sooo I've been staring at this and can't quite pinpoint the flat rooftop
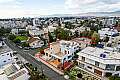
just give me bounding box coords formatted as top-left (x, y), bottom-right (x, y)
top-left (79, 47), bottom-right (120, 60)
top-left (45, 40), bottom-right (77, 58)
top-left (0, 64), bottom-right (28, 80)
top-left (72, 38), bottom-right (91, 44)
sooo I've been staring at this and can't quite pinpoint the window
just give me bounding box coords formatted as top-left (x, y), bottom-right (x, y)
top-left (68, 51), bottom-right (69, 54)
top-left (87, 66), bottom-right (92, 69)
top-left (116, 66), bottom-right (120, 71)
top-left (7, 54), bottom-right (9, 55)
top-left (81, 56), bottom-right (85, 61)
top-left (41, 34), bottom-right (44, 36)
top-left (68, 55), bottom-right (72, 59)
top-left (105, 64), bottom-right (115, 71)
top-left (58, 59), bottom-right (61, 62)
top-left (41, 43), bottom-right (43, 44)
top-left (8, 59), bottom-right (10, 60)
top-left (95, 61), bottom-right (99, 67)
top-left (3, 61), bottom-right (6, 62)
top-left (46, 53), bottom-right (48, 56)
top-left (65, 50), bottom-right (67, 54)
top-left (2, 55), bottom-right (4, 56)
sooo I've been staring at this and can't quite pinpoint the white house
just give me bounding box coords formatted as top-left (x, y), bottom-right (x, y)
top-left (0, 63), bottom-right (30, 80)
top-left (11, 28), bottom-right (26, 35)
top-left (44, 40), bottom-right (80, 68)
top-left (26, 25), bottom-right (39, 31)
top-left (0, 39), bottom-right (3, 47)
top-left (29, 29), bottom-right (44, 37)
top-left (0, 41), bottom-right (14, 67)
top-left (77, 47), bottom-right (120, 78)
top-left (33, 18), bottom-right (41, 27)
top-left (27, 37), bottom-right (44, 48)
top-left (98, 28), bottom-right (118, 39)
top-left (48, 25), bottom-right (56, 32)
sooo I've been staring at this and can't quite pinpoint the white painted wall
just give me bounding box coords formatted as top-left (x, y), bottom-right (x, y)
top-left (0, 51), bottom-right (14, 67)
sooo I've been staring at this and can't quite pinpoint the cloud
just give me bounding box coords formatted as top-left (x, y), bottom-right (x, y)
top-left (0, 0), bottom-right (16, 3)
top-left (65, 0), bottom-right (120, 13)
top-left (100, 0), bottom-right (120, 4)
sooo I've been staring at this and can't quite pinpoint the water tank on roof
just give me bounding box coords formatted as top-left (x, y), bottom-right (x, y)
top-left (100, 53), bottom-right (106, 58)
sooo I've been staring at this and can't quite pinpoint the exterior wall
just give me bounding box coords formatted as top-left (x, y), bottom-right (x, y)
top-left (0, 51), bottom-right (14, 67)
top-left (79, 51), bottom-right (120, 64)
top-left (44, 41), bottom-right (80, 64)
top-left (0, 41), bottom-right (3, 47)
top-left (33, 18), bottom-right (41, 26)
top-left (30, 40), bottom-right (44, 48)
top-left (29, 30), bottom-right (44, 36)
top-left (11, 29), bottom-right (19, 35)
top-left (8, 68), bottom-right (30, 80)
top-left (78, 54), bottom-right (120, 77)
top-left (60, 42), bottom-right (79, 63)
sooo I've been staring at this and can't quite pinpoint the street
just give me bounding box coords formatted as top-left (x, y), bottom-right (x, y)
top-left (4, 38), bottom-right (65, 80)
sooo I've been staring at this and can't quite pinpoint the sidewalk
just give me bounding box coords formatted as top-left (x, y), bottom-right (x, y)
top-left (36, 56), bottom-right (64, 75)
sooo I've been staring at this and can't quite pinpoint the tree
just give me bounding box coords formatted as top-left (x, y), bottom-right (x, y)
top-left (54, 28), bottom-right (72, 40)
top-left (91, 31), bottom-right (100, 45)
top-left (18, 30), bottom-right (28, 35)
top-left (64, 22), bottom-right (75, 29)
top-left (109, 76), bottom-right (120, 80)
top-left (13, 38), bottom-right (21, 43)
top-left (48, 32), bottom-right (56, 43)
top-left (8, 34), bottom-right (16, 40)
top-left (21, 42), bottom-right (29, 47)
top-left (77, 73), bottom-right (82, 79)
top-left (75, 30), bottom-right (79, 37)
top-left (0, 27), bottom-right (11, 37)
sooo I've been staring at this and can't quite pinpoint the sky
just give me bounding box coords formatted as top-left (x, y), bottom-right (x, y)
top-left (0, 0), bottom-right (120, 18)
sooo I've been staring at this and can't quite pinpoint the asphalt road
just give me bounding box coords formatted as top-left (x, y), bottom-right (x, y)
top-left (4, 38), bottom-right (65, 80)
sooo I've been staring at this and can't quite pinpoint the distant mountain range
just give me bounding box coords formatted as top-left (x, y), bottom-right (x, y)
top-left (44, 11), bottom-right (120, 17)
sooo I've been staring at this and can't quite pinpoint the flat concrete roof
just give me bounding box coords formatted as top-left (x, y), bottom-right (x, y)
top-left (78, 47), bottom-right (120, 60)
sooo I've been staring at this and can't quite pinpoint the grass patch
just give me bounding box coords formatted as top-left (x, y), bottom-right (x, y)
top-left (16, 36), bottom-right (28, 41)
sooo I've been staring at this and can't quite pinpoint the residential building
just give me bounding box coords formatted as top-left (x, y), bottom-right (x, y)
top-left (98, 28), bottom-right (118, 39)
top-left (0, 63), bottom-right (30, 80)
top-left (101, 18), bottom-right (116, 27)
top-left (29, 29), bottom-right (44, 37)
top-left (72, 37), bottom-right (91, 49)
top-left (27, 37), bottom-right (44, 48)
top-left (0, 41), bottom-right (14, 67)
top-left (11, 28), bottom-right (26, 35)
top-left (77, 47), bottom-right (120, 78)
top-left (44, 40), bottom-right (80, 69)
top-left (26, 25), bottom-right (39, 31)
top-left (48, 25), bottom-right (56, 32)
top-left (33, 18), bottom-right (41, 27)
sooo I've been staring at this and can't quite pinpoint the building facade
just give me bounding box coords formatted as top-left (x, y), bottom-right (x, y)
top-left (77, 47), bottom-right (120, 77)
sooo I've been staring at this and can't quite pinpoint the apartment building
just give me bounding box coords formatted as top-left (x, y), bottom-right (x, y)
top-left (77, 47), bottom-right (120, 77)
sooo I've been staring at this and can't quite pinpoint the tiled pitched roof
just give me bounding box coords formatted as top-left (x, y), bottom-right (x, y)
top-left (27, 37), bottom-right (39, 44)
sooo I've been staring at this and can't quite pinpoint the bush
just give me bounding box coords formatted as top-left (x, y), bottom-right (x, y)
top-left (109, 76), bottom-right (120, 80)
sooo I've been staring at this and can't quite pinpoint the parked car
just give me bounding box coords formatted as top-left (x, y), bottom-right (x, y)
top-left (18, 46), bottom-right (23, 49)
